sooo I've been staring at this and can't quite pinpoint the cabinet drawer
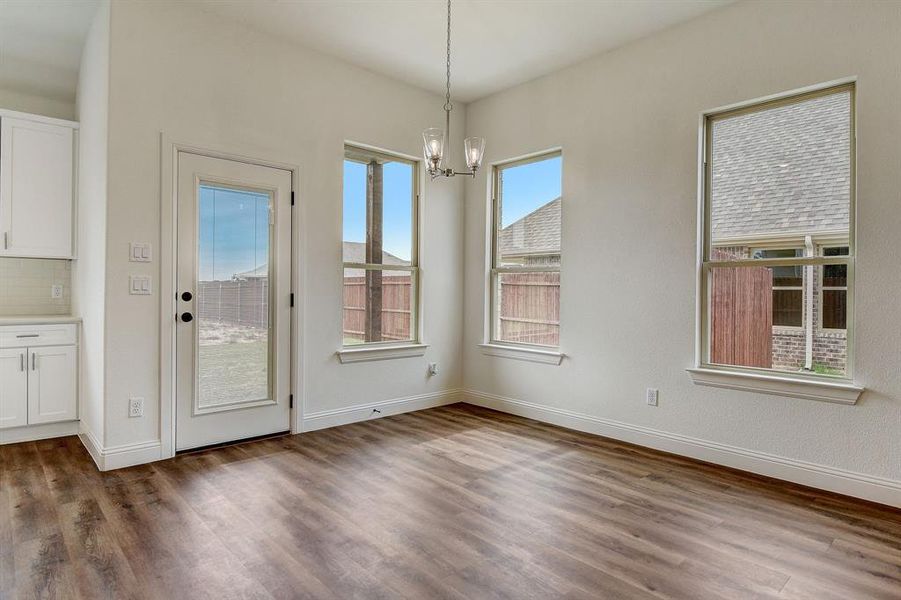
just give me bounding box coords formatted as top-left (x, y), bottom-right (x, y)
top-left (0, 324), bottom-right (77, 348)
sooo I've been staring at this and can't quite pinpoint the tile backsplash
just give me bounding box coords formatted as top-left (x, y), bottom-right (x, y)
top-left (0, 258), bottom-right (72, 316)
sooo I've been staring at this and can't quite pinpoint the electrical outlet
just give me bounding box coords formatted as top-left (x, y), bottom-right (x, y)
top-left (51, 284), bottom-right (63, 299)
top-left (128, 397), bottom-right (144, 418)
top-left (428, 362), bottom-right (439, 376)
top-left (646, 388), bottom-right (659, 407)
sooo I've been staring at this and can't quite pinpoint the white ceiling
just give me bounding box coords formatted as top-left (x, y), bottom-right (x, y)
top-left (0, 0), bottom-right (100, 104)
top-left (0, 0), bottom-right (731, 107)
top-left (194, 0), bottom-right (732, 102)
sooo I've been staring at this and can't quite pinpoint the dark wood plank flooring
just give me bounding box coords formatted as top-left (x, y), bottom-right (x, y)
top-left (1, 403), bottom-right (899, 599)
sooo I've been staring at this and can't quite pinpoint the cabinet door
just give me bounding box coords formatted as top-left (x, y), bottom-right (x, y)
top-left (0, 117), bottom-right (74, 258)
top-left (27, 345), bottom-right (77, 424)
top-left (0, 348), bottom-right (28, 429)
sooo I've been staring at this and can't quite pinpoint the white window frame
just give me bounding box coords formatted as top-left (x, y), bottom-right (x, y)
top-left (339, 143), bottom-right (422, 355)
top-left (488, 150), bottom-right (562, 351)
top-left (692, 81), bottom-right (860, 401)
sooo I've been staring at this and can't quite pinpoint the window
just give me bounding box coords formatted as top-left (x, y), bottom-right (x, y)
top-left (490, 152), bottom-right (562, 347)
top-left (342, 145), bottom-right (418, 346)
top-left (701, 83), bottom-right (854, 378)
top-left (751, 248), bottom-right (804, 328)
top-left (821, 246), bottom-right (849, 330)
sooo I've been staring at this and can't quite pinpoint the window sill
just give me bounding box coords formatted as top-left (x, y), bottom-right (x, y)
top-left (337, 343), bottom-right (428, 364)
top-left (478, 343), bottom-right (564, 365)
top-left (687, 367), bottom-right (863, 405)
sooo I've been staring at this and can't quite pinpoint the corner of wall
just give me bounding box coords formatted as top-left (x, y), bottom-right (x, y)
top-left (74, 0), bottom-right (111, 449)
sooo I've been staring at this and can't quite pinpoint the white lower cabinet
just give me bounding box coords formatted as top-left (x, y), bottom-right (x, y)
top-left (28, 345), bottom-right (77, 424)
top-left (0, 325), bottom-right (78, 432)
top-left (0, 348), bottom-right (28, 428)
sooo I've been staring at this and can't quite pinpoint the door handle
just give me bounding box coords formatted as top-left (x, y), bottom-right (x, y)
top-left (20, 353), bottom-right (24, 372)
top-left (180, 312), bottom-right (194, 323)
top-left (31, 352), bottom-right (36, 371)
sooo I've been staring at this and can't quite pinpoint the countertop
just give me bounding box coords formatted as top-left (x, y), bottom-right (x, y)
top-left (0, 315), bottom-right (82, 326)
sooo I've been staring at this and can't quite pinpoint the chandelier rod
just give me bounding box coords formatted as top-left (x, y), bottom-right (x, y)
top-left (444, 0), bottom-right (453, 170)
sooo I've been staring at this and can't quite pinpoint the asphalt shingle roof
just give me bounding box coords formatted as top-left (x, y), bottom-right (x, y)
top-left (499, 197), bottom-right (561, 256)
top-left (710, 91), bottom-right (851, 241)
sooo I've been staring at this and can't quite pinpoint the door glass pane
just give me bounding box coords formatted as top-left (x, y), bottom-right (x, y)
top-left (197, 184), bottom-right (271, 408)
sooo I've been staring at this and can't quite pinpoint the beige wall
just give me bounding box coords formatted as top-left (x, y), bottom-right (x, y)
top-left (73, 0), bottom-right (110, 447)
top-left (0, 88), bottom-right (75, 121)
top-left (103, 1), bottom-right (464, 449)
top-left (463, 0), bottom-right (901, 490)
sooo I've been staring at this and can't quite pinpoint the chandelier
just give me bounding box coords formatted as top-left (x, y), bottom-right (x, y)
top-left (422, 0), bottom-right (486, 179)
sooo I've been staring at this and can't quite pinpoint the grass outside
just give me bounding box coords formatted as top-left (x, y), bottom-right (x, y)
top-left (199, 340), bottom-right (268, 407)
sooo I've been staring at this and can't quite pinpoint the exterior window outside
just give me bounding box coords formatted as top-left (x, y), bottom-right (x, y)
top-left (491, 153), bottom-right (562, 347)
top-left (705, 85), bottom-right (852, 377)
top-left (342, 146), bottom-right (419, 345)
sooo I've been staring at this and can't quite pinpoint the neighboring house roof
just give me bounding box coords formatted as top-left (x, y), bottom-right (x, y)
top-left (342, 241), bottom-right (407, 266)
top-left (499, 197), bottom-right (561, 257)
top-left (711, 91), bottom-right (850, 242)
top-left (233, 242), bottom-right (407, 279)
top-left (342, 241), bottom-right (408, 277)
top-left (233, 264), bottom-right (268, 279)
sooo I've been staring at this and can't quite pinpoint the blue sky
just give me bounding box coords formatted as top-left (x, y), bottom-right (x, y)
top-left (499, 155), bottom-right (562, 227)
top-left (198, 155), bottom-right (561, 280)
top-left (343, 160), bottom-right (413, 261)
top-left (341, 154), bottom-right (561, 257)
top-left (199, 185), bottom-right (270, 281)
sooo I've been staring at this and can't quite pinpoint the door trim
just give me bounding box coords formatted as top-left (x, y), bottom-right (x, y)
top-left (159, 134), bottom-right (303, 460)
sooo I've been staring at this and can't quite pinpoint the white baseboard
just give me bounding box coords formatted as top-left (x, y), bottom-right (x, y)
top-left (464, 389), bottom-right (900, 508)
top-left (78, 427), bottom-right (104, 467)
top-left (78, 427), bottom-right (162, 471)
top-left (0, 420), bottom-right (80, 444)
top-left (302, 388), bottom-right (461, 432)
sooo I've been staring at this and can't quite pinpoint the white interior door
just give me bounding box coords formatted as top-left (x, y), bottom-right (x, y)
top-left (176, 152), bottom-right (292, 451)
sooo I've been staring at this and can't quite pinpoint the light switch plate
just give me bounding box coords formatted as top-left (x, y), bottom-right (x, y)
top-left (130, 275), bottom-right (152, 295)
top-left (129, 242), bottom-right (152, 262)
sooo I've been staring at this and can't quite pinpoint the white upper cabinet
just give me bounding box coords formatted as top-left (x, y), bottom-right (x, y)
top-left (0, 114), bottom-right (76, 258)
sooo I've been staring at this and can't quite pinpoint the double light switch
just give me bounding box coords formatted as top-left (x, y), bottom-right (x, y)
top-left (129, 242), bottom-right (152, 295)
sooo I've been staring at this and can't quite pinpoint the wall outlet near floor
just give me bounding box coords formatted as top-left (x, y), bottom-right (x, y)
top-left (51, 284), bottom-right (63, 299)
top-left (646, 388), bottom-right (659, 406)
top-left (428, 362), bottom-right (439, 376)
top-left (128, 397), bottom-right (144, 418)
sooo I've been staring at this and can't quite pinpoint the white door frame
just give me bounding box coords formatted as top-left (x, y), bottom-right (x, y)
top-left (159, 134), bottom-right (304, 459)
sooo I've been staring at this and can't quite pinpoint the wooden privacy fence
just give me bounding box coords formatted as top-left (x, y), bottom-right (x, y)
top-left (343, 274), bottom-right (412, 342)
top-left (710, 266), bottom-right (772, 368)
top-left (198, 279), bottom-right (269, 329)
top-left (497, 272), bottom-right (560, 346)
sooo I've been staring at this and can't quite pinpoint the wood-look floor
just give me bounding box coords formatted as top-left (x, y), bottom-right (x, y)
top-left (1, 404), bottom-right (899, 600)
